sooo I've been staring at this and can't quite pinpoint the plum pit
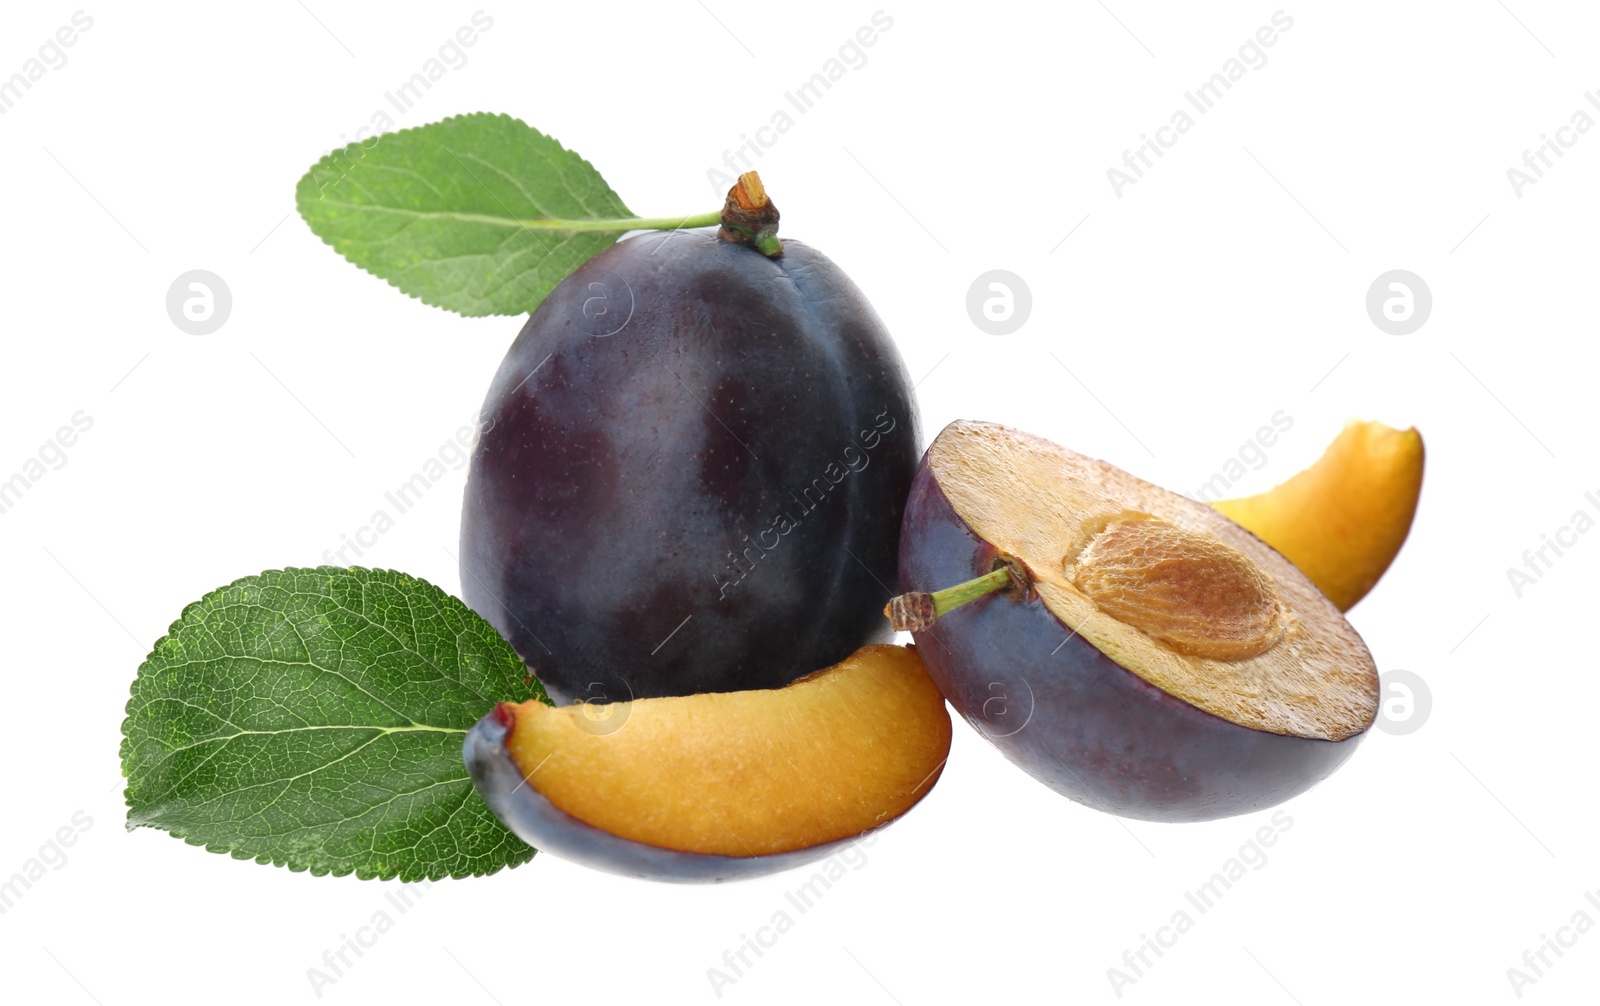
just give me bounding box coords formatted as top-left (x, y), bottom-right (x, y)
top-left (1068, 514), bottom-right (1284, 661)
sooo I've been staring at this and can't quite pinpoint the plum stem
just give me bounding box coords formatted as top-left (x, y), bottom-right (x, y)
top-left (609, 211), bottom-right (724, 230)
top-left (718, 171), bottom-right (783, 256)
top-left (885, 562), bottom-right (1026, 632)
top-left (417, 210), bottom-right (725, 231)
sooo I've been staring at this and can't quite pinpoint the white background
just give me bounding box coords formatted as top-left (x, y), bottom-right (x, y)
top-left (1, 2), bottom-right (1595, 1003)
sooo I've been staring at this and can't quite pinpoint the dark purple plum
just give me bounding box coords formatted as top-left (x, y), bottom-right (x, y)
top-left (461, 226), bottom-right (917, 702)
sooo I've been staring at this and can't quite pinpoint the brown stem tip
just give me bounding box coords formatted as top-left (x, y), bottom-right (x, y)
top-left (719, 171), bottom-right (783, 257)
top-left (885, 592), bottom-right (938, 633)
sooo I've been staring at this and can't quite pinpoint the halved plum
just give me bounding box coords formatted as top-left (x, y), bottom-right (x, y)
top-left (894, 420), bottom-right (1380, 823)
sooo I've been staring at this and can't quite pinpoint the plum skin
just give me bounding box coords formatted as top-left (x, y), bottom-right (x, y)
top-left (460, 231), bottom-right (918, 703)
top-left (463, 709), bottom-right (867, 883)
top-left (898, 463), bottom-right (1363, 823)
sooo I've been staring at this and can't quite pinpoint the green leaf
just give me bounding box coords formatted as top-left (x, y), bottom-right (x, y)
top-left (121, 566), bottom-right (548, 881)
top-left (295, 112), bottom-right (634, 317)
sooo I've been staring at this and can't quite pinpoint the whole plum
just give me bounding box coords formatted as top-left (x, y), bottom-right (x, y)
top-left (461, 228), bottom-right (918, 702)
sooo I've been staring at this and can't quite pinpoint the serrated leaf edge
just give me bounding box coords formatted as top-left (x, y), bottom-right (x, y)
top-left (120, 564), bottom-right (539, 882)
top-left (293, 111), bottom-right (630, 317)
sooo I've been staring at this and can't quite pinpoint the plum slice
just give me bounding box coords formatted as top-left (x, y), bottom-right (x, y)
top-left (464, 644), bottom-right (951, 882)
top-left (1214, 419), bottom-right (1425, 611)
top-left (894, 420), bottom-right (1380, 823)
